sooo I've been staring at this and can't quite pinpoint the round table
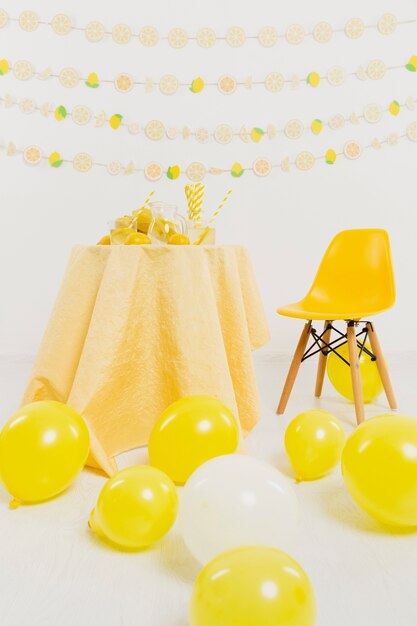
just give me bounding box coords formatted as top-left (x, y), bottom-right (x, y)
top-left (23, 245), bottom-right (270, 475)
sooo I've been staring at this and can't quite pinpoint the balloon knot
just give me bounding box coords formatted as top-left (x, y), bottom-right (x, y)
top-left (9, 498), bottom-right (21, 509)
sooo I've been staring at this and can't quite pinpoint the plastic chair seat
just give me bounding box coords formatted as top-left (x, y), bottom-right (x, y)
top-left (277, 301), bottom-right (392, 321)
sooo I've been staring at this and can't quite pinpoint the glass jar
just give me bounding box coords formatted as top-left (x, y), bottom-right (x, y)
top-left (148, 202), bottom-right (188, 245)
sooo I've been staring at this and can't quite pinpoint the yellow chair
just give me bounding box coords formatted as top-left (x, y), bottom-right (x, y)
top-left (277, 229), bottom-right (397, 424)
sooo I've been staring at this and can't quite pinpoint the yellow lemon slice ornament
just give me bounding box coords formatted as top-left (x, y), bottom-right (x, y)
top-left (325, 149), bottom-right (337, 165)
top-left (49, 151), bottom-right (63, 168)
top-left (0, 58), bottom-right (9, 75)
top-left (250, 127), bottom-right (265, 143)
top-left (389, 100), bottom-right (400, 116)
top-left (85, 72), bottom-right (99, 88)
top-left (311, 119), bottom-right (323, 135)
top-left (167, 165), bottom-right (180, 180)
top-left (231, 162), bottom-right (244, 177)
top-left (168, 233), bottom-right (190, 245)
top-left (406, 56), bottom-right (417, 72)
top-left (109, 113), bottom-right (123, 129)
top-left (54, 105), bottom-right (67, 121)
top-left (306, 72), bottom-right (320, 88)
top-left (190, 77), bottom-right (205, 93)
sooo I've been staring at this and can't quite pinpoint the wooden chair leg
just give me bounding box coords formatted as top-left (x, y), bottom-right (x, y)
top-left (366, 322), bottom-right (398, 410)
top-left (347, 322), bottom-right (365, 425)
top-left (277, 322), bottom-right (311, 415)
top-left (315, 320), bottom-right (332, 398)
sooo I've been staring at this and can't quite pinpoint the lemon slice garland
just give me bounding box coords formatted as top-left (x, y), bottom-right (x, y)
top-left (1, 55), bottom-right (416, 95)
top-left (3, 122), bottom-right (417, 179)
top-left (1, 10), bottom-right (415, 48)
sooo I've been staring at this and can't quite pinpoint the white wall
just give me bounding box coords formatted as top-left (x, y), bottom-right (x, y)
top-left (1, 0), bottom-right (417, 357)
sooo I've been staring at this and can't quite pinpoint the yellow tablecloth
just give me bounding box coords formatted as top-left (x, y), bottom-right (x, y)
top-left (23, 245), bottom-right (270, 476)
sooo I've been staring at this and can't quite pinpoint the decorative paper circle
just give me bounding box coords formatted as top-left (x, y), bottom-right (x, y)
top-left (168, 28), bottom-right (188, 48)
top-left (328, 114), bottom-right (345, 130)
top-left (226, 26), bottom-right (246, 47)
top-left (387, 133), bottom-right (399, 146)
top-left (144, 162), bottom-right (163, 181)
top-left (166, 127), bottom-right (179, 140)
top-left (258, 26), bottom-right (278, 47)
top-left (13, 60), bottom-right (34, 81)
top-left (18, 10), bottom-right (39, 32)
top-left (51, 14), bottom-right (72, 36)
top-left (0, 8), bottom-right (8, 29)
top-left (23, 145), bottom-right (42, 165)
top-left (252, 158), bottom-right (272, 177)
top-left (284, 119), bottom-right (304, 139)
top-left (196, 28), bottom-right (216, 48)
top-left (344, 17), bottom-right (364, 39)
top-left (95, 111), bottom-right (106, 127)
top-left (145, 120), bottom-right (165, 141)
top-left (159, 74), bottom-right (179, 95)
top-left (59, 67), bottom-right (79, 88)
top-left (377, 13), bottom-right (397, 35)
top-left (281, 157), bottom-right (290, 172)
top-left (73, 152), bottom-right (93, 173)
top-left (327, 66), bottom-right (346, 86)
top-left (265, 72), bottom-right (284, 92)
top-left (406, 121), bottom-right (417, 142)
top-left (139, 26), bottom-right (159, 47)
top-left (85, 21), bottom-right (105, 43)
top-left (295, 151), bottom-right (315, 171)
top-left (355, 65), bottom-right (367, 81)
top-left (363, 103), bottom-right (382, 123)
top-left (71, 105), bottom-right (92, 125)
top-left (344, 141), bottom-right (362, 159)
top-left (406, 96), bottom-right (415, 111)
top-left (217, 75), bottom-right (237, 95)
top-left (267, 124), bottom-right (277, 139)
top-left (114, 73), bottom-right (134, 93)
top-left (128, 122), bottom-right (140, 135)
top-left (367, 59), bottom-right (386, 80)
top-left (186, 162), bottom-right (207, 182)
top-left (112, 24), bottom-right (132, 45)
top-left (285, 23), bottom-right (305, 44)
top-left (312, 21), bottom-right (333, 43)
top-left (214, 124), bottom-right (233, 144)
top-left (107, 160), bottom-right (122, 176)
top-left (195, 128), bottom-right (210, 143)
top-left (19, 99), bottom-right (35, 114)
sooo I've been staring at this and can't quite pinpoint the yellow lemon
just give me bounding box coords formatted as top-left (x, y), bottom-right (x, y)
top-left (388, 100), bottom-right (400, 116)
top-left (48, 151), bottom-right (63, 168)
top-left (306, 72), bottom-right (320, 88)
top-left (325, 149), bottom-right (337, 164)
top-left (125, 232), bottom-right (152, 245)
top-left (109, 113), bottom-right (123, 129)
top-left (311, 118), bottom-right (323, 135)
top-left (97, 235), bottom-right (111, 245)
top-left (110, 227), bottom-right (135, 244)
top-left (133, 207), bottom-right (153, 234)
top-left (167, 165), bottom-right (180, 180)
top-left (190, 77), bottom-right (205, 93)
top-left (168, 233), bottom-right (190, 245)
top-left (0, 59), bottom-right (10, 75)
top-left (54, 105), bottom-right (67, 121)
top-left (85, 72), bottom-right (99, 88)
top-left (231, 162), bottom-right (244, 177)
top-left (250, 127), bottom-right (265, 142)
top-left (405, 56), bottom-right (417, 72)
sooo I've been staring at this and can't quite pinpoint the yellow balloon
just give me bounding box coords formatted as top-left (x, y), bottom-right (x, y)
top-left (189, 545), bottom-right (316, 626)
top-left (342, 414), bottom-right (417, 527)
top-left (89, 465), bottom-right (178, 549)
top-left (0, 401), bottom-right (89, 504)
top-left (148, 395), bottom-right (239, 484)
top-left (327, 342), bottom-right (383, 403)
top-left (285, 410), bottom-right (345, 481)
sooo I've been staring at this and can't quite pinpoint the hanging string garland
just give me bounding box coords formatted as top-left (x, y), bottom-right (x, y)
top-left (2, 91), bottom-right (416, 142)
top-left (2, 121), bottom-right (417, 180)
top-left (1, 9), bottom-right (415, 48)
top-left (1, 55), bottom-right (416, 95)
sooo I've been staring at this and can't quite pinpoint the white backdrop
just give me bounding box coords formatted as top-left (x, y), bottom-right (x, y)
top-left (1, 0), bottom-right (417, 357)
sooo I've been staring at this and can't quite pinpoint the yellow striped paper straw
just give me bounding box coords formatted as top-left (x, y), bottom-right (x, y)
top-left (194, 189), bottom-right (233, 245)
top-left (192, 183), bottom-right (205, 223)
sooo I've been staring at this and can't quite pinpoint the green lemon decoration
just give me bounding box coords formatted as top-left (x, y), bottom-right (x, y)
top-left (325, 149), bottom-right (337, 165)
top-left (306, 72), bottom-right (320, 88)
top-left (311, 119), bottom-right (323, 135)
top-left (167, 165), bottom-right (180, 180)
top-left (85, 72), bottom-right (99, 88)
top-left (0, 59), bottom-right (9, 76)
top-left (190, 77), bottom-right (205, 93)
top-left (405, 56), bottom-right (417, 72)
top-left (388, 100), bottom-right (400, 116)
top-left (231, 162), bottom-right (244, 177)
top-left (49, 152), bottom-right (63, 168)
top-left (54, 105), bottom-right (67, 121)
top-left (109, 114), bottom-right (123, 130)
top-left (250, 128), bottom-right (265, 143)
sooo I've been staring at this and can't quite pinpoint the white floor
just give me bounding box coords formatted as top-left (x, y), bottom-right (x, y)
top-left (1, 353), bottom-right (417, 626)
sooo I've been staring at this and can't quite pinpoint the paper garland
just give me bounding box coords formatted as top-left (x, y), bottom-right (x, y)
top-left (2, 121), bottom-right (417, 180)
top-left (1, 9), bottom-right (415, 48)
top-left (2, 91), bottom-right (416, 142)
top-left (1, 55), bottom-right (416, 95)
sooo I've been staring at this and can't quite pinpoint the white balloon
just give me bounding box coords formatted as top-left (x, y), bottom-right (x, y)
top-left (180, 454), bottom-right (299, 564)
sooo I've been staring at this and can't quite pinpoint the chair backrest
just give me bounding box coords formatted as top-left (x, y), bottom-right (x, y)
top-left (307, 229), bottom-right (395, 314)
